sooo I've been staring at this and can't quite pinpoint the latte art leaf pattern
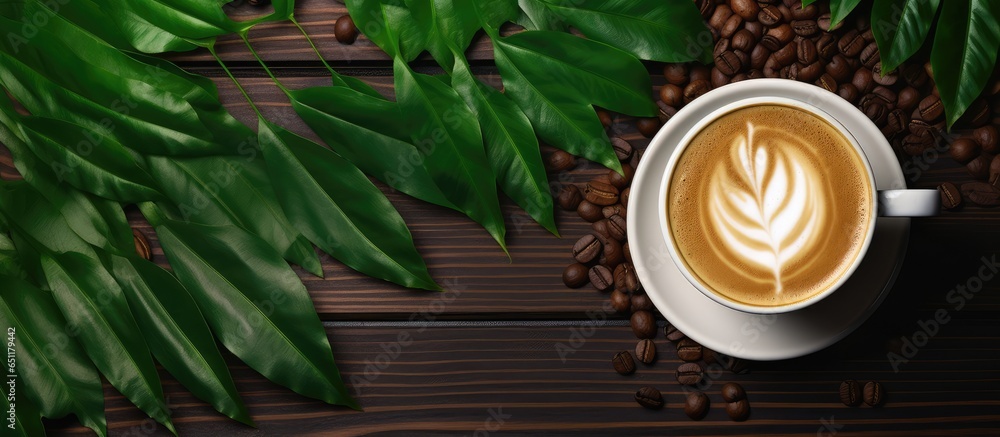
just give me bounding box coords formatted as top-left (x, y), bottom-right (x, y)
top-left (707, 122), bottom-right (823, 293)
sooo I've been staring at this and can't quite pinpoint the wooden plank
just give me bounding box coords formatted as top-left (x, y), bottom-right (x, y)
top-left (43, 313), bottom-right (1000, 436)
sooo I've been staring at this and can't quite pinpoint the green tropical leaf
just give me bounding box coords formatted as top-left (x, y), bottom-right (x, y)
top-left (450, 54), bottom-right (557, 235)
top-left (40, 252), bottom-right (175, 435)
top-left (257, 119), bottom-right (438, 290)
top-left (0, 231), bottom-right (24, 278)
top-left (537, 0), bottom-right (713, 63)
top-left (931, 0), bottom-right (1000, 129)
top-left (145, 156), bottom-right (323, 276)
top-left (110, 255), bottom-right (253, 426)
top-left (0, 275), bottom-right (106, 436)
top-left (150, 216), bottom-right (358, 409)
top-left (2, 387), bottom-right (45, 437)
top-left (422, 0), bottom-right (480, 69)
top-left (516, 0), bottom-right (567, 30)
top-left (830, 0), bottom-right (863, 27)
top-left (871, 0), bottom-right (941, 73)
top-left (394, 55), bottom-right (508, 252)
top-left (345, 0), bottom-right (429, 60)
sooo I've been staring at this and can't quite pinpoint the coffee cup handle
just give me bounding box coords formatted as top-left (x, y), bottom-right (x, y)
top-left (878, 189), bottom-right (939, 217)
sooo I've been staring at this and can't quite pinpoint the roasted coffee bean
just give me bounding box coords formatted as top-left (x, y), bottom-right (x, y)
top-left (838, 83), bottom-right (859, 103)
top-left (608, 165), bottom-right (634, 190)
top-left (612, 351), bottom-right (635, 375)
top-left (602, 204), bottom-right (626, 220)
top-left (631, 293), bottom-right (652, 312)
top-left (572, 234), bottom-right (602, 264)
top-left (901, 133), bottom-right (933, 156)
top-left (962, 181), bottom-right (1000, 205)
top-left (589, 264), bottom-right (614, 292)
top-left (939, 182), bottom-right (962, 210)
top-left (817, 34), bottom-right (838, 60)
top-left (657, 101), bottom-right (678, 123)
top-left (610, 289), bottom-right (631, 313)
top-left (636, 117), bottom-right (661, 138)
top-left (862, 27), bottom-right (875, 41)
top-left (817, 12), bottom-right (841, 31)
top-left (623, 241), bottom-right (633, 264)
top-left (614, 262), bottom-right (634, 290)
top-left (665, 324), bottom-right (686, 342)
top-left (908, 118), bottom-right (937, 137)
top-left (545, 150), bottom-right (576, 172)
top-left (918, 95), bottom-right (944, 121)
top-left (133, 228), bottom-right (152, 261)
top-left (732, 29), bottom-right (756, 52)
top-left (600, 237), bottom-right (625, 267)
top-left (631, 310), bottom-right (657, 339)
top-left (635, 386), bottom-right (664, 409)
top-left (728, 357), bottom-right (751, 374)
top-left (726, 399), bottom-right (751, 421)
top-left (864, 100), bottom-right (887, 125)
top-left (677, 338), bottom-right (703, 362)
top-left (562, 263), bottom-right (590, 288)
top-left (901, 63), bottom-right (929, 87)
top-left (872, 62), bottom-right (898, 86)
top-left (798, 61), bottom-right (824, 82)
top-left (663, 63), bottom-right (689, 85)
top-left (684, 79), bottom-right (712, 104)
top-left (826, 54), bottom-right (852, 82)
top-left (863, 381), bottom-right (885, 407)
top-left (745, 69), bottom-right (763, 79)
top-left (796, 38), bottom-right (817, 64)
top-left (660, 83), bottom-right (684, 108)
top-left (577, 200), bottom-right (604, 222)
top-left (605, 214), bottom-right (627, 241)
top-left (621, 187), bottom-right (631, 207)
top-left (975, 126), bottom-right (1000, 153)
top-left (881, 109), bottom-right (908, 137)
top-left (696, 0), bottom-right (714, 19)
top-left (896, 86), bottom-right (920, 112)
top-left (838, 29), bottom-right (865, 57)
top-left (990, 155), bottom-right (1000, 188)
top-left (860, 42), bottom-right (880, 69)
top-left (956, 98), bottom-right (991, 128)
top-left (676, 362), bottom-right (704, 385)
top-left (816, 73), bottom-right (837, 93)
top-left (635, 339), bottom-right (657, 365)
top-left (610, 137), bottom-right (633, 162)
top-left (967, 154), bottom-right (992, 180)
top-left (949, 138), bottom-right (981, 165)
top-left (872, 86), bottom-right (897, 107)
top-left (558, 185), bottom-right (583, 211)
top-left (597, 109), bottom-right (613, 128)
top-left (709, 4), bottom-right (734, 30)
top-left (715, 51), bottom-right (743, 76)
top-left (592, 219), bottom-right (612, 240)
top-left (690, 64), bottom-right (711, 83)
top-left (759, 5), bottom-right (781, 25)
top-left (763, 57), bottom-right (781, 77)
top-left (790, 0), bottom-right (818, 19)
top-left (721, 382), bottom-right (746, 402)
top-left (721, 14), bottom-right (744, 39)
top-left (731, 0), bottom-right (759, 20)
top-left (744, 20), bottom-right (764, 40)
top-left (839, 380), bottom-right (862, 406)
top-left (791, 19), bottom-right (817, 36)
top-left (763, 24), bottom-right (794, 50)
top-left (781, 63), bottom-right (797, 80)
top-left (773, 41), bottom-right (798, 66)
top-left (777, 3), bottom-right (793, 21)
top-left (685, 392), bottom-right (710, 420)
top-left (334, 15), bottom-right (358, 44)
top-left (851, 68), bottom-right (875, 94)
top-left (584, 181), bottom-right (619, 206)
top-left (750, 44), bottom-right (771, 70)
top-left (711, 66), bottom-right (730, 89)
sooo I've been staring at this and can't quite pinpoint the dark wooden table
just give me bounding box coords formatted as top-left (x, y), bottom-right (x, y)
top-left (4, 0), bottom-right (998, 435)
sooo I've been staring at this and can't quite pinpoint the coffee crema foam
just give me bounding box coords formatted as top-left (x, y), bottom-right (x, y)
top-left (668, 105), bottom-right (872, 307)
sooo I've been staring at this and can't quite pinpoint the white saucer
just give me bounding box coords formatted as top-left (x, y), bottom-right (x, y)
top-left (628, 79), bottom-right (910, 361)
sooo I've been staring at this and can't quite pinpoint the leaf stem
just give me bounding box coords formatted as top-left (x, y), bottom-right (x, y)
top-left (240, 33), bottom-right (290, 95)
top-left (289, 17), bottom-right (341, 80)
top-left (208, 45), bottom-right (264, 119)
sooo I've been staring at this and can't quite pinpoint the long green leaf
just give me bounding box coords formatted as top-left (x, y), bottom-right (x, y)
top-left (450, 54), bottom-right (557, 235)
top-left (40, 252), bottom-right (175, 435)
top-left (421, 0), bottom-right (480, 69)
top-left (931, 0), bottom-right (1000, 128)
top-left (345, 0), bottom-right (429, 60)
top-left (830, 0), bottom-right (864, 27)
top-left (111, 255), bottom-right (253, 426)
top-left (516, 0), bottom-right (567, 30)
top-left (871, 0), bottom-right (941, 72)
top-left (2, 387), bottom-right (45, 437)
top-left (0, 232), bottom-right (23, 278)
top-left (146, 156), bottom-right (322, 276)
top-left (394, 56), bottom-right (508, 251)
top-left (151, 217), bottom-right (358, 409)
top-left (537, 0), bottom-right (713, 63)
top-left (257, 119), bottom-right (439, 290)
top-left (0, 275), bottom-right (106, 436)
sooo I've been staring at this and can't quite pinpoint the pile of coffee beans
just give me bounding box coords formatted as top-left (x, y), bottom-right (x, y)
top-left (840, 379), bottom-right (886, 407)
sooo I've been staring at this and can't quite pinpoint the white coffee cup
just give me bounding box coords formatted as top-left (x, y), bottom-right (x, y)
top-left (656, 83), bottom-right (938, 315)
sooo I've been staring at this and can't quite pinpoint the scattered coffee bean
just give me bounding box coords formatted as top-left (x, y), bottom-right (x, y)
top-left (732, 29), bottom-right (756, 52)
top-left (711, 66), bottom-right (730, 89)
top-left (816, 33), bottom-right (837, 59)
top-left (334, 15), bottom-right (358, 44)
top-left (636, 117), bottom-right (661, 138)
top-left (956, 97), bottom-right (991, 128)
top-left (731, 0), bottom-right (759, 20)
top-left (826, 54), bottom-right (852, 82)
top-left (860, 42), bottom-right (880, 69)
top-left (665, 324), bottom-right (686, 342)
top-left (562, 263), bottom-right (589, 288)
top-left (623, 241), bottom-right (632, 264)
top-left (683, 79), bottom-right (712, 104)
top-left (558, 185), bottom-right (583, 211)
top-left (962, 182), bottom-right (1000, 206)
top-left (631, 310), bottom-right (657, 339)
top-left (703, 348), bottom-right (718, 365)
top-left (872, 62), bottom-right (897, 86)
top-left (572, 234), bottom-right (602, 264)
top-left (584, 180), bottom-right (619, 206)
top-left (612, 351), bottom-right (635, 375)
top-left (592, 219), bottom-right (611, 240)
top-left (613, 262), bottom-right (634, 290)
top-left (631, 292), bottom-right (653, 312)
top-left (602, 204), bottom-right (626, 219)
top-left (939, 182), bottom-right (962, 210)
top-left (837, 83), bottom-right (859, 103)
top-left (816, 73), bottom-right (837, 93)
top-left (759, 5), bottom-right (781, 25)
top-left (839, 380), bottom-right (862, 406)
top-left (663, 63), bottom-right (688, 85)
top-left (600, 237), bottom-right (625, 266)
top-left (659, 83), bottom-right (684, 107)
top-left (589, 265), bottom-right (614, 292)
top-left (635, 339), bottom-right (657, 364)
top-left (991, 155), bottom-right (1000, 188)
top-left (763, 24), bottom-right (793, 50)
top-left (772, 41), bottom-right (798, 66)
top-left (974, 125), bottom-right (999, 153)
top-left (545, 150), bottom-right (576, 172)
top-left (635, 386), bottom-right (664, 409)
top-left (597, 109), bottom-right (613, 129)
top-left (721, 14), bottom-right (745, 39)
top-left (881, 109), bottom-right (908, 137)
top-left (606, 214), bottom-right (627, 241)
top-left (611, 137), bottom-right (633, 161)
top-left (967, 154), bottom-right (992, 180)
top-left (608, 165), bottom-right (634, 190)
top-left (721, 382), bottom-right (746, 402)
top-left (133, 228), bottom-right (152, 261)
top-left (918, 95), bottom-right (944, 121)
top-left (863, 381), bottom-right (885, 407)
top-left (577, 200), bottom-right (604, 222)
top-left (949, 138), bottom-right (981, 165)
top-left (610, 289), bottom-right (631, 313)
top-left (791, 19), bottom-right (818, 37)
top-left (677, 338), bottom-right (703, 362)
top-left (685, 391), bottom-right (710, 420)
top-left (726, 398), bottom-right (751, 421)
top-left (676, 362), bottom-right (704, 385)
